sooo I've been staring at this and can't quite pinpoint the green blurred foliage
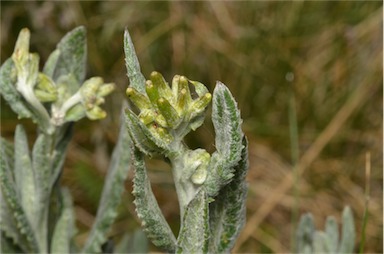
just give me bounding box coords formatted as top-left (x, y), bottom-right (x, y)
top-left (1, 1), bottom-right (382, 253)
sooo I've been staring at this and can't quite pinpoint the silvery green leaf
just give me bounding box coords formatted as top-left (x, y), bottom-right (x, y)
top-left (338, 206), bottom-right (355, 253)
top-left (124, 29), bottom-right (146, 93)
top-left (82, 111), bottom-right (133, 253)
top-left (43, 49), bottom-right (60, 78)
top-left (51, 188), bottom-right (76, 254)
top-left (324, 216), bottom-right (339, 252)
top-left (0, 58), bottom-right (34, 119)
top-left (176, 189), bottom-right (209, 254)
top-left (296, 213), bottom-right (315, 253)
top-left (14, 125), bottom-right (37, 224)
top-left (205, 82), bottom-right (244, 197)
top-left (125, 108), bottom-right (169, 156)
top-left (0, 139), bottom-right (39, 253)
top-left (208, 137), bottom-right (249, 253)
top-left (212, 81), bottom-right (243, 167)
top-left (132, 149), bottom-right (177, 252)
top-left (313, 231), bottom-right (327, 253)
top-left (32, 133), bottom-right (53, 201)
top-left (52, 26), bottom-right (86, 84)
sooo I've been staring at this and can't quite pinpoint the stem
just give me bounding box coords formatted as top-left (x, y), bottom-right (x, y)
top-left (289, 90), bottom-right (300, 252)
top-left (359, 152), bottom-right (371, 253)
top-left (168, 142), bottom-right (200, 222)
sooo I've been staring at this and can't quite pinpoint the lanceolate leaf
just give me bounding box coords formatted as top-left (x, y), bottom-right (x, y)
top-left (132, 149), bottom-right (177, 252)
top-left (82, 112), bottom-right (133, 253)
top-left (324, 216), bottom-right (339, 252)
top-left (0, 58), bottom-right (34, 119)
top-left (43, 49), bottom-right (60, 78)
top-left (212, 81), bottom-right (243, 165)
top-left (51, 188), bottom-right (76, 254)
top-left (205, 82), bottom-right (244, 197)
top-left (14, 125), bottom-right (37, 224)
top-left (176, 189), bottom-right (209, 254)
top-left (124, 29), bottom-right (146, 93)
top-left (208, 137), bottom-right (249, 253)
top-left (0, 138), bottom-right (39, 253)
top-left (296, 213), bottom-right (315, 253)
top-left (125, 108), bottom-right (169, 156)
top-left (52, 26), bottom-right (87, 84)
top-left (338, 206), bottom-right (355, 253)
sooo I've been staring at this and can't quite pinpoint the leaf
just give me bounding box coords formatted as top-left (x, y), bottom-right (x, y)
top-left (14, 125), bottom-right (37, 225)
top-left (205, 82), bottom-right (244, 197)
top-left (52, 26), bottom-right (87, 84)
top-left (338, 206), bottom-right (355, 253)
top-left (125, 108), bottom-right (169, 156)
top-left (313, 231), bottom-right (327, 253)
top-left (208, 137), bottom-right (249, 253)
top-left (212, 81), bottom-right (243, 164)
top-left (0, 138), bottom-right (39, 253)
top-left (0, 58), bottom-right (34, 119)
top-left (124, 29), bottom-right (146, 93)
top-left (324, 216), bottom-right (339, 252)
top-left (82, 111), bottom-right (133, 253)
top-left (51, 188), bottom-right (76, 254)
top-left (296, 213), bottom-right (315, 253)
top-left (132, 149), bottom-right (177, 253)
top-left (176, 189), bottom-right (209, 254)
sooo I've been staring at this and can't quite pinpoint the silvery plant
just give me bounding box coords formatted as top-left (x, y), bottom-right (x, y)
top-left (0, 26), bottom-right (249, 253)
top-left (296, 206), bottom-right (355, 254)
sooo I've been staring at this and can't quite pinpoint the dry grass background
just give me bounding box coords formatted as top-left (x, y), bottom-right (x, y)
top-left (1, 1), bottom-right (382, 253)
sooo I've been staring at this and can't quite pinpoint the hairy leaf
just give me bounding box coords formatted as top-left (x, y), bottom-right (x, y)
top-left (43, 49), bottom-right (60, 78)
top-left (82, 112), bottom-right (133, 253)
top-left (0, 58), bottom-right (34, 119)
top-left (14, 125), bottom-right (37, 224)
top-left (324, 216), bottom-right (339, 252)
top-left (124, 29), bottom-right (146, 93)
top-left (313, 231), bottom-right (327, 252)
top-left (205, 82), bottom-right (244, 197)
top-left (51, 188), bottom-right (76, 254)
top-left (296, 213), bottom-right (315, 253)
top-left (338, 206), bottom-right (355, 253)
top-left (212, 81), bottom-right (243, 165)
top-left (52, 26), bottom-right (86, 84)
top-left (208, 137), bottom-right (249, 253)
top-left (176, 189), bottom-right (209, 254)
top-left (132, 149), bottom-right (177, 252)
top-left (0, 139), bottom-right (39, 253)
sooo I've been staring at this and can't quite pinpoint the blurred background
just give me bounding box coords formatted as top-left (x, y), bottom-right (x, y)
top-left (1, 1), bottom-right (382, 253)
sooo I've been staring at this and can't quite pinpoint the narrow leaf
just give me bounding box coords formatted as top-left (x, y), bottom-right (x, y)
top-left (124, 29), bottom-right (146, 93)
top-left (14, 125), bottom-right (37, 225)
top-left (0, 58), bottom-right (34, 119)
top-left (208, 137), bottom-right (249, 253)
top-left (176, 189), bottom-right (209, 254)
top-left (51, 188), bottom-right (76, 254)
top-left (338, 206), bottom-right (355, 253)
top-left (82, 111), bottom-right (133, 253)
top-left (0, 140), bottom-right (39, 253)
top-left (324, 216), bottom-right (339, 252)
top-left (296, 213), bottom-right (315, 253)
top-left (313, 231), bottom-right (327, 253)
top-left (43, 49), bottom-right (60, 78)
top-left (132, 149), bottom-right (177, 252)
top-left (212, 81), bottom-right (243, 166)
top-left (53, 26), bottom-right (87, 84)
top-left (205, 81), bottom-right (244, 197)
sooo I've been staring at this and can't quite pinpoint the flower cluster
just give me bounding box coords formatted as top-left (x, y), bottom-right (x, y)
top-left (126, 71), bottom-right (211, 143)
top-left (10, 28), bottom-right (114, 133)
